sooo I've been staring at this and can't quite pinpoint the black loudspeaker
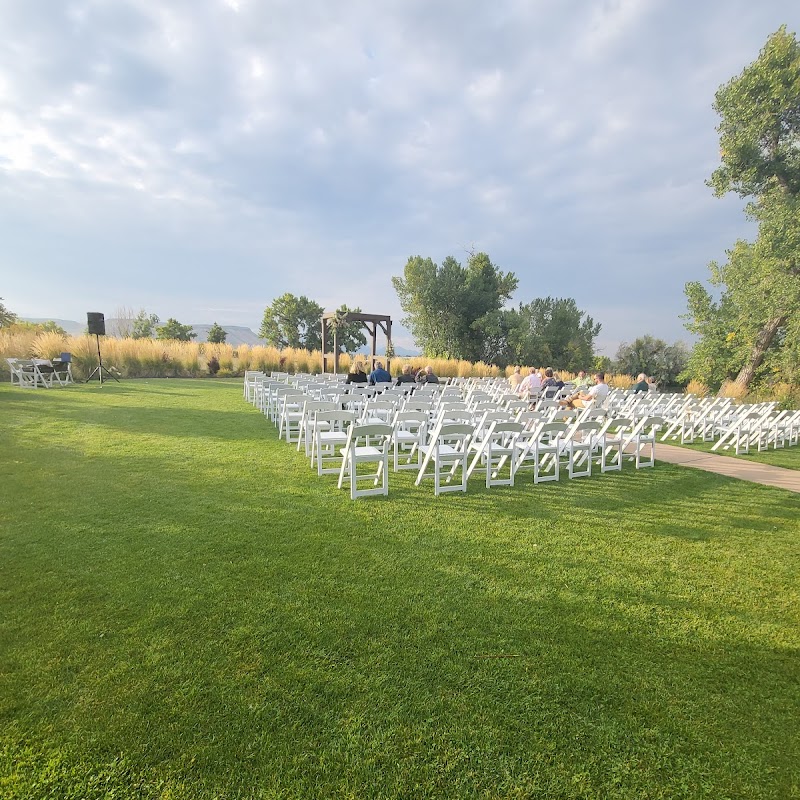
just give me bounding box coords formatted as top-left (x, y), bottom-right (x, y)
top-left (87, 312), bottom-right (106, 336)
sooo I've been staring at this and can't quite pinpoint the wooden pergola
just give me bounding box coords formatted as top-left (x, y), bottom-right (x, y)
top-left (321, 311), bottom-right (393, 374)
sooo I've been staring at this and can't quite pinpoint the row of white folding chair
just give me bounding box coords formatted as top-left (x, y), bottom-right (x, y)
top-left (309, 409), bottom-right (427, 478)
top-left (509, 416), bottom-right (664, 484)
top-left (317, 407), bottom-right (664, 499)
top-left (243, 371), bottom-right (265, 401)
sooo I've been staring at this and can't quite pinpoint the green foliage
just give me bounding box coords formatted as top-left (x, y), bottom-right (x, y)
top-left (683, 200), bottom-right (800, 389)
top-left (392, 252), bottom-right (517, 361)
top-left (709, 26), bottom-right (800, 199)
top-left (327, 304), bottom-right (367, 354)
top-left (155, 318), bottom-right (196, 342)
top-left (1, 380), bottom-right (799, 798)
top-left (4, 320), bottom-right (67, 336)
top-left (614, 335), bottom-right (689, 386)
top-left (508, 297), bottom-right (601, 371)
top-left (259, 293), bottom-right (323, 350)
top-left (131, 310), bottom-right (160, 339)
top-left (0, 297), bottom-right (17, 328)
top-left (593, 355), bottom-right (612, 373)
top-left (206, 322), bottom-right (227, 344)
top-left (685, 27), bottom-right (800, 391)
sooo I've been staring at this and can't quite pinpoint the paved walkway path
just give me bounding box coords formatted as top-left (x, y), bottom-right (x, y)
top-left (656, 443), bottom-right (800, 494)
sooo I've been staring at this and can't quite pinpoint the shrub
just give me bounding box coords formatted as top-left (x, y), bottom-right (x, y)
top-left (685, 379), bottom-right (710, 397)
top-left (207, 356), bottom-right (220, 375)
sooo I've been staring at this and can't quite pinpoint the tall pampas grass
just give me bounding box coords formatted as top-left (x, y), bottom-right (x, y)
top-left (718, 379), bottom-right (748, 400)
top-left (685, 379), bottom-right (710, 397)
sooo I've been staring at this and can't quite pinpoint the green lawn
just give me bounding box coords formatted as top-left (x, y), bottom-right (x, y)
top-left (666, 437), bottom-right (800, 470)
top-left (1, 379), bottom-right (798, 799)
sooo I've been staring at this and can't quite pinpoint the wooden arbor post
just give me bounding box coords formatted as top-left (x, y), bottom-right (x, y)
top-left (321, 311), bottom-right (393, 374)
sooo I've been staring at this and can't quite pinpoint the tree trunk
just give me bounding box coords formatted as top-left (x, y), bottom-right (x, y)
top-left (730, 313), bottom-right (787, 392)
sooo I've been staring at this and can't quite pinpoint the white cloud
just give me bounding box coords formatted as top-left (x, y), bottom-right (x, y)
top-left (0, 0), bottom-right (797, 350)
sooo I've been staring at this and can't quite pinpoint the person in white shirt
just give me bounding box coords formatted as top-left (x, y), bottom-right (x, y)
top-left (560, 372), bottom-right (609, 409)
top-left (516, 368), bottom-right (542, 398)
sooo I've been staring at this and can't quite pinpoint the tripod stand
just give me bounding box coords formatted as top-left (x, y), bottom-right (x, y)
top-left (86, 333), bottom-right (120, 384)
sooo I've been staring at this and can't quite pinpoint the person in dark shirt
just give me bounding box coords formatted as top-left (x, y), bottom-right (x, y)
top-left (345, 361), bottom-right (368, 384)
top-left (632, 373), bottom-right (649, 393)
top-left (395, 365), bottom-right (415, 386)
top-left (368, 361), bottom-right (392, 385)
top-left (541, 367), bottom-right (564, 398)
top-left (417, 365), bottom-right (440, 384)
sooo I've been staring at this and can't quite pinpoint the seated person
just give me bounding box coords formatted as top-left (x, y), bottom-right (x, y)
top-left (541, 367), bottom-right (564, 397)
top-left (572, 370), bottom-right (591, 390)
top-left (417, 365), bottom-right (439, 384)
top-left (631, 373), bottom-right (649, 393)
top-left (345, 361), bottom-right (368, 384)
top-left (647, 376), bottom-right (658, 393)
top-left (395, 364), bottom-right (416, 385)
top-left (508, 366), bottom-right (523, 389)
top-left (541, 367), bottom-right (560, 389)
top-left (368, 361), bottom-right (392, 385)
top-left (560, 372), bottom-right (609, 409)
top-left (516, 368), bottom-right (542, 398)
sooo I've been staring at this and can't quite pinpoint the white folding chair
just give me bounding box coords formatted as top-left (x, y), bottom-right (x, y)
top-left (297, 400), bottom-right (337, 456)
top-left (512, 422), bottom-right (568, 484)
top-left (632, 416), bottom-right (665, 468)
top-left (278, 391), bottom-right (306, 443)
top-left (7, 359), bottom-right (34, 388)
top-left (598, 417), bottom-right (634, 473)
top-left (31, 359), bottom-right (56, 388)
top-left (337, 423), bottom-right (394, 499)
top-left (313, 410), bottom-right (356, 475)
top-left (561, 420), bottom-right (603, 479)
top-left (467, 420), bottom-right (524, 488)
top-left (415, 422), bottom-right (475, 495)
top-left (361, 398), bottom-right (398, 425)
top-left (392, 411), bottom-right (428, 471)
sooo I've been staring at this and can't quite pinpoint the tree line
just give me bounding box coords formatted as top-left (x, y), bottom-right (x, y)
top-left (259, 253), bottom-right (603, 372)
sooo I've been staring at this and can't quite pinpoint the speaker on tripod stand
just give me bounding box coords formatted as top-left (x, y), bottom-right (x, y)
top-left (86, 312), bottom-right (119, 384)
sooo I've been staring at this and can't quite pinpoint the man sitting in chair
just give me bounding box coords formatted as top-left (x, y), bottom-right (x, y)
top-left (560, 372), bottom-right (609, 409)
top-left (368, 361), bottom-right (392, 385)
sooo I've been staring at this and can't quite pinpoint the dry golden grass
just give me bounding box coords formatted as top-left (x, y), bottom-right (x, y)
top-left (685, 379), bottom-right (710, 397)
top-left (718, 379), bottom-right (748, 400)
top-left (609, 374), bottom-right (634, 390)
top-left (3, 330), bottom-right (796, 403)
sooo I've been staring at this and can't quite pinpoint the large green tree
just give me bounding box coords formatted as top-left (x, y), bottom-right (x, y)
top-left (507, 297), bottom-right (600, 371)
top-left (259, 293), bottom-right (323, 350)
top-left (156, 318), bottom-right (196, 342)
top-left (392, 252), bottom-right (517, 361)
top-left (614, 335), bottom-right (689, 386)
top-left (685, 27), bottom-right (800, 390)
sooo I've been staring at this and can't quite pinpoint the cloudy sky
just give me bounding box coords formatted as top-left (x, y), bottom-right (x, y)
top-left (1, 1), bottom-right (797, 355)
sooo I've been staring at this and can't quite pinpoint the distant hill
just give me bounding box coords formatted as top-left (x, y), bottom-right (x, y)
top-left (187, 325), bottom-right (265, 346)
top-left (22, 318), bottom-right (266, 345)
top-left (22, 318), bottom-right (86, 336)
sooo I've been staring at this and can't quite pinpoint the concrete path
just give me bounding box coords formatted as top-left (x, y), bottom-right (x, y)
top-left (656, 443), bottom-right (800, 494)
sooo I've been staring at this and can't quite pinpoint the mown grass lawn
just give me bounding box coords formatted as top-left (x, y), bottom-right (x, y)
top-left (668, 437), bottom-right (800, 471)
top-left (1, 379), bottom-right (798, 800)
